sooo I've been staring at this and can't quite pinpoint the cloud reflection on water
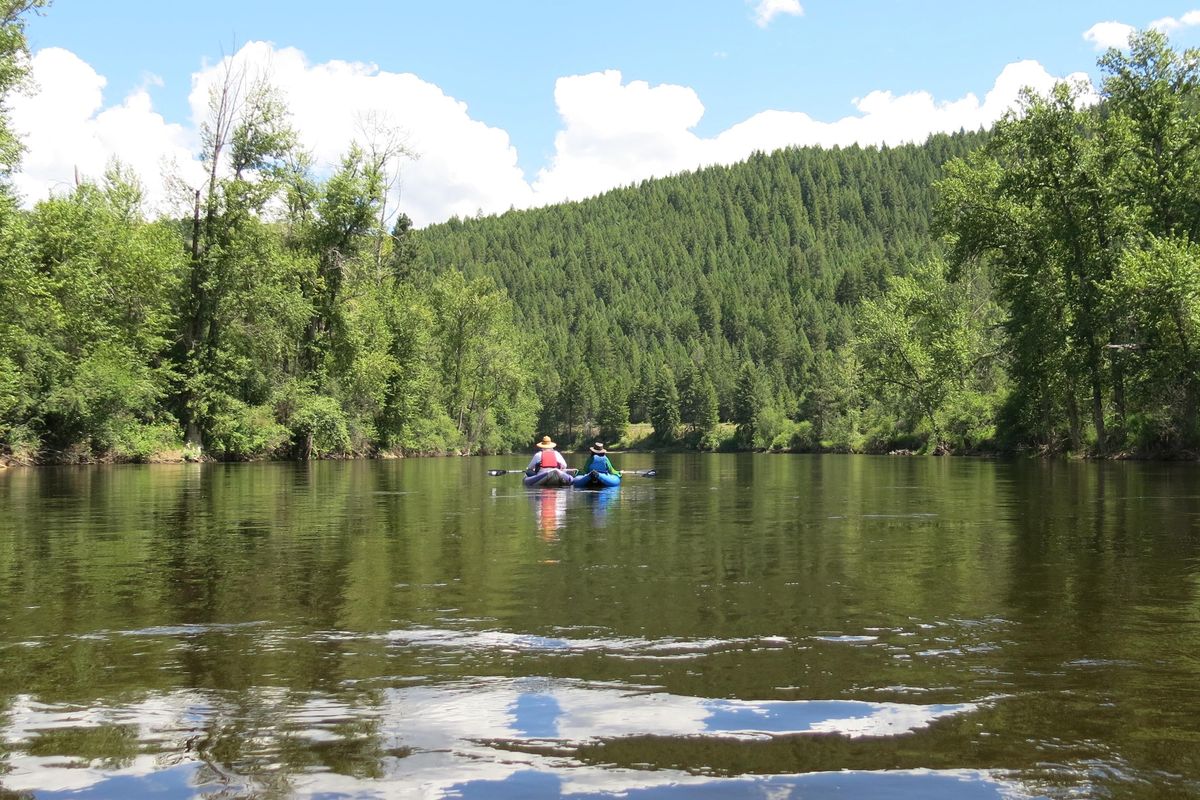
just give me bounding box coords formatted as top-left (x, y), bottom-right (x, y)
top-left (0, 677), bottom-right (1011, 799)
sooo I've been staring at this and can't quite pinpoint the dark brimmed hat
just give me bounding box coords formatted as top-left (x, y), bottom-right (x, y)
top-left (536, 436), bottom-right (557, 449)
top-left (589, 442), bottom-right (606, 454)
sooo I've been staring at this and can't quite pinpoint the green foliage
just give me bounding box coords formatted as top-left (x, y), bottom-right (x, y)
top-left (939, 79), bottom-right (1119, 452)
top-left (43, 344), bottom-right (161, 448)
top-left (418, 133), bottom-right (982, 448)
top-left (649, 364), bottom-right (681, 443)
top-left (288, 390), bottom-right (352, 458)
top-left (0, 172), bottom-right (184, 461)
top-left (787, 419), bottom-right (818, 452)
top-left (0, 1), bottom-right (46, 178)
top-left (1100, 30), bottom-right (1200, 239)
top-left (937, 29), bottom-right (1200, 456)
top-left (1104, 236), bottom-right (1200, 449)
top-left (756, 405), bottom-right (789, 450)
top-left (0, 195), bottom-right (38, 457)
top-left (854, 259), bottom-right (1003, 452)
top-left (733, 361), bottom-right (769, 448)
top-left (594, 379), bottom-right (630, 444)
top-left (680, 364), bottom-right (719, 437)
top-left (429, 270), bottom-right (539, 453)
top-left (208, 399), bottom-right (289, 459)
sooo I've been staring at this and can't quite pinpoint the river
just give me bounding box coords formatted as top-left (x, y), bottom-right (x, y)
top-left (1, 454), bottom-right (1198, 798)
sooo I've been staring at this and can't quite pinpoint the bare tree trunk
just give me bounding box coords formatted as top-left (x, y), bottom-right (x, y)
top-left (1066, 393), bottom-right (1082, 452)
top-left (1091, 377), bottom-right (1107, 455)
top-left (191, 189), bottom-right (201, 261)
top-left (180, 57), bottom-right (247, 451)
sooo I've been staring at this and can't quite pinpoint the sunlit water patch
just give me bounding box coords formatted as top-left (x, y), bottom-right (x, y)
top-left (381, 627), bottom-right (792, 658)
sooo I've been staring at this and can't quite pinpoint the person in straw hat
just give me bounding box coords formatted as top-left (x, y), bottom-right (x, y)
top-left (525, 435), bottom-right (569, 476)
top-left (578, 442), bottom-right (619, 477)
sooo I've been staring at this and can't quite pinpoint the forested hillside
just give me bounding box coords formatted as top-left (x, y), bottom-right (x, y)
top-left (418, 134), bottom-right (986, 449)
top-left (418, 29), bottom-right (1200, 460)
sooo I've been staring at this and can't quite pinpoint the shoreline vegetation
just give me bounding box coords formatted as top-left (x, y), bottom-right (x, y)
top-left (4, 422), bottom-right (1194, 467)
top-left (3, 9), bottom-right (1200, 467)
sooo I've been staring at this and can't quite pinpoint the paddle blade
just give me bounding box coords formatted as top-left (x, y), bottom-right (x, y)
top-left (487, 469), bottom-right (509, 476)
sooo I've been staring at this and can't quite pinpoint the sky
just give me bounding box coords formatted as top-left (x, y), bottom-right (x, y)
top-left (10, 1), bottom-right (1200, 227)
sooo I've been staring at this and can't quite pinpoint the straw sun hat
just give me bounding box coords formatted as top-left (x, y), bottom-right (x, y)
top-left (536, 436), bottom-right (557, 449)
top-left (589, 442), bottom-right (607, 454)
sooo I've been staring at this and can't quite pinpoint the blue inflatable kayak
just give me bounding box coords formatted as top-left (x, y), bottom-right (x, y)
top-left (523, 468), bottom-right (575, 488)
top-left (572, 470), bottom-right (622, 489)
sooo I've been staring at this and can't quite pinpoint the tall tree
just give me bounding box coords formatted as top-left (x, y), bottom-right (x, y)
top-left (429, 271), bottom-right (538, 453)
top-left (1105, 236), bottom-right (1200, 449)
top-left (855, 260), bottom-right (1001, 452)
top-left (679, 363), bottom-right (719, 439)
top-left (648, 364), bottom-right (681, 443)
top-left (1100, 30), bottom-right (1200, 240)
top-left (939, 81), bottom-right (1121, 451)
top-left (0, 2), bottom-right (51, 460)
top-left (733, 360), bottom-right (767, 447)
top-left (178, 61), bottom-right (300, 452)
top-left (0, 0), bottom-right (45, 179)
top-left (594, 377), bottom-right (630, 444)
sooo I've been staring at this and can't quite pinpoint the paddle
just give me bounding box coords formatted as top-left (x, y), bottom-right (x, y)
top-left (622, 469), bottom-right (657, 477)
top-left (488, 468), bottom-right (578, 477)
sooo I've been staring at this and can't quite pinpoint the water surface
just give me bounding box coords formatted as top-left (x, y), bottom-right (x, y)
top-left (1, 454), bottom-right (1199, 798)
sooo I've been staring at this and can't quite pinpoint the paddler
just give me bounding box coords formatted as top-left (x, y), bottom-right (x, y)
top-left (578, 442), bottom-right (619, 476)
top-left (526, 435), bottom-right (568, 476)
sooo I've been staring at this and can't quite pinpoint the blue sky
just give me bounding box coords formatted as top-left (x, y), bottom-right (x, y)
top-left (14, 1), bottom-right (1200, 225)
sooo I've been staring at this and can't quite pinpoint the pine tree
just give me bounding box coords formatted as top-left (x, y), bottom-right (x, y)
top-left (648, 365), bottom-right (681, 443)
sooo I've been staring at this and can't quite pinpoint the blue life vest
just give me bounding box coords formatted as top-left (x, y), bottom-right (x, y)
top-left (586, 454), bottom-right (613, 473)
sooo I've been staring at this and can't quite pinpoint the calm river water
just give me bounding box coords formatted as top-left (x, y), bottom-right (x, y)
top-left (1, 454), bottom-right (1199, 798)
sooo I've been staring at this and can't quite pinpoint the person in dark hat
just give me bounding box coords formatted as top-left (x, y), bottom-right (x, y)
top-left (525, 435), bottom-right (569, 475)
top-left (578, 442), bottom-right (619, 477)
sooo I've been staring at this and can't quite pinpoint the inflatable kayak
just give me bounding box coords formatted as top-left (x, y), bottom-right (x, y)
top-left (571, 470), bottom-right (622, 489)
top-left (523, 468), bottom-right (575, 488)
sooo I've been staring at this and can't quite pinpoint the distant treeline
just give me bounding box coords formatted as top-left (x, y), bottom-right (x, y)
top-left (1, 3), bottom-right (1198, 462)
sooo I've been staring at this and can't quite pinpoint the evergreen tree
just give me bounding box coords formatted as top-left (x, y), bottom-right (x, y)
top-left (680, 364), bottom-right (719, 438)
top-left (733, 361), bottom-right (767, 447)
top-left (648, 365), bottom-right (681, 443)
top-left (595, 378), bottom-right (630, 444)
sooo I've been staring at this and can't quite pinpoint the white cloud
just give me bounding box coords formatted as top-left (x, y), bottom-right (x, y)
top-left (1083, 21), bottom-right (1136, 50)
top-left (531, 61), bottom-right (1093, 206)
top-left (12, 42), bottom-right (532, 226)
top-left (1150, 10), bottom-right (1200, 33)
top-left (9, 47), bottom-right (203, 210)
top-left (751, 0), bottom-right (803, 28)
top-left (531, 70), bottom-right (706, 203)
top-left (10, 42), bottom-right (1095, 227)
top-left (1085, 10), bottom-right (1200, 49)
top-left (185, 42), bottom-right (534, 227)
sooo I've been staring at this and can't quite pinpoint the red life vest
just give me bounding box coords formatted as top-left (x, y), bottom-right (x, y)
top-left (540, 449), bottom-right (558, 469)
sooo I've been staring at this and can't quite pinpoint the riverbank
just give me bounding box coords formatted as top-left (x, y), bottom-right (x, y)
top-left (3, 422), bottom-right (1196, 467)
